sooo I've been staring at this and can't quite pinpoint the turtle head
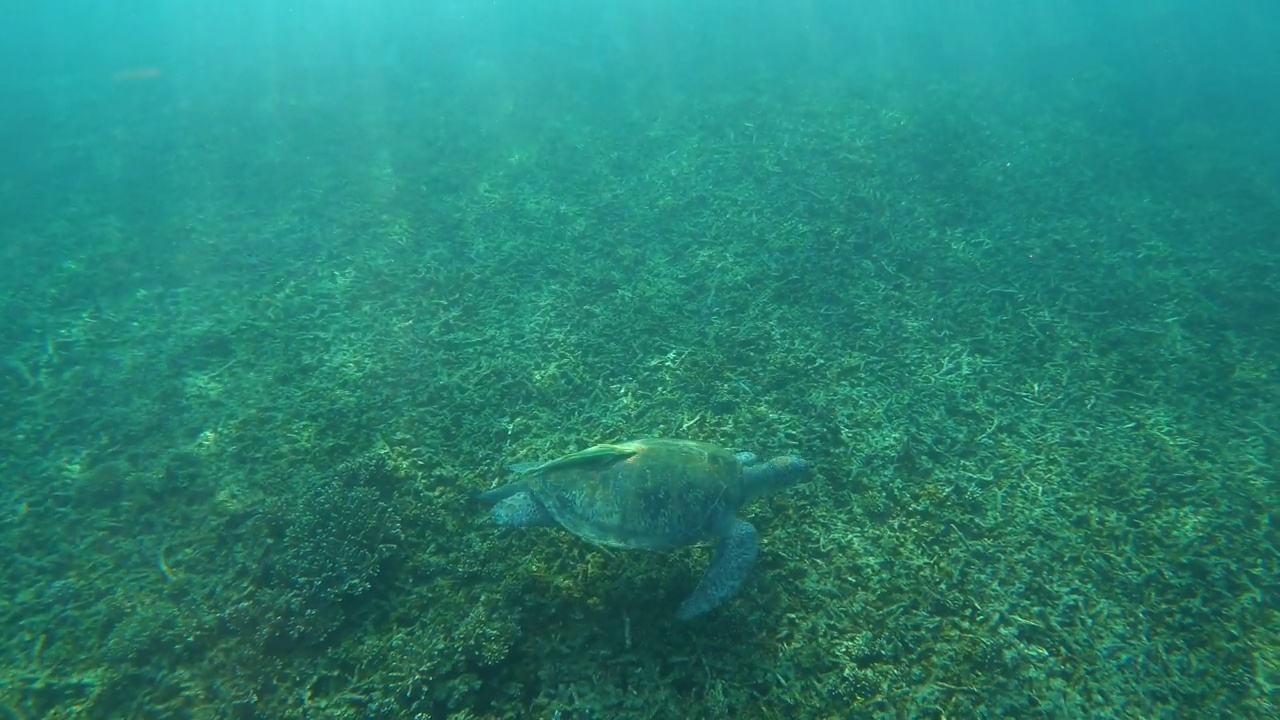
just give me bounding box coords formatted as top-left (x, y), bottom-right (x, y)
top-left (741, 455), bottom-right (809, 501)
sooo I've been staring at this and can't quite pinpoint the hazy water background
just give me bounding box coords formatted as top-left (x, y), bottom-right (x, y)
top-left (1, 2), bottom-right (1278, 718)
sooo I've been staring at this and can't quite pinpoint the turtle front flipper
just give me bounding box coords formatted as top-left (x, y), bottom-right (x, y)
top-left (676, 518), bottom-right (760, 619)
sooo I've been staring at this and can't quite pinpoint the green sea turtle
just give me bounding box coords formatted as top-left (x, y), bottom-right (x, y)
top-left (477, 438), bottom-right (809, 619)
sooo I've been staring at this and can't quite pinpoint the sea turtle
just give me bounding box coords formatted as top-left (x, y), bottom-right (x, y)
top-left (477, 438), bottom-right (809, 619)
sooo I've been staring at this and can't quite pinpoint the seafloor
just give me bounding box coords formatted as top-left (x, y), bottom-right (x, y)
top-left (0, 69), bottom-right (1277, 719)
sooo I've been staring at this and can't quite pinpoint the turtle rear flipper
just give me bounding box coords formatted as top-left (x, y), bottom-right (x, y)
top-left (478, 481), bottom-right (557, 527)
top-left (676, 518), bottom-right (760, 619)
top-left (488, 493), bottom-right (556, 527)
top-left (476, 481), bottom-right (528, 504)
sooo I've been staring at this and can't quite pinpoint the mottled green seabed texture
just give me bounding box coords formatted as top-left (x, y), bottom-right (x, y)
top-left (2, 16), bottom-right (1279, 720)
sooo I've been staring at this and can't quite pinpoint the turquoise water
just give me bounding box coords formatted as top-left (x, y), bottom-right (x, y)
top-left (1, 2), bottom-right (1277, 718)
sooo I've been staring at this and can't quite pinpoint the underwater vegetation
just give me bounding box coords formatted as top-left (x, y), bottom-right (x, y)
top-left (0, 68), bottom-right (1277, 719)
